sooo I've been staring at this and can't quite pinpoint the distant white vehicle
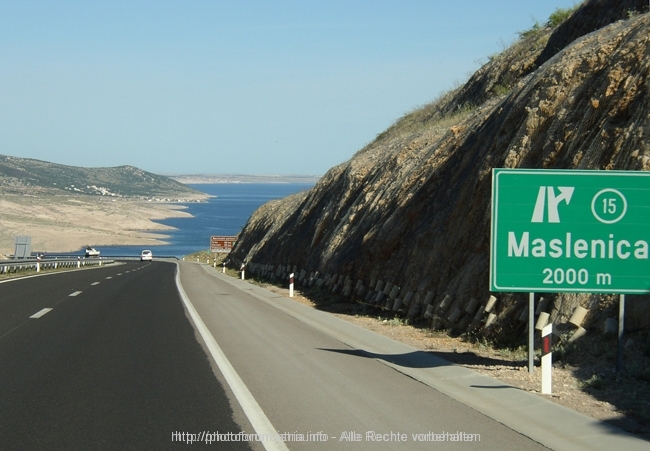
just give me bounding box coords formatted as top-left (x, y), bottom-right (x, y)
top-left (140, 250), bottom-right (153, 261)
top-left (85, 247), bottom-right (100, 257)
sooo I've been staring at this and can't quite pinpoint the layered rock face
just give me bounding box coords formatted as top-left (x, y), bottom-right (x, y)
top-left (231, 1), bottom-right (650, 337)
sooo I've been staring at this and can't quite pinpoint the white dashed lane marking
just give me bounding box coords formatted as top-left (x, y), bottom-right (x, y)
top-left (30, 308), bottom-right (53, 319)
top-left (25, 268), bottom-right (135, 323)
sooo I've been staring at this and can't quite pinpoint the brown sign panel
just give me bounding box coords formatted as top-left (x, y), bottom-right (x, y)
top-left (210, 236), bottom-right (238, 253)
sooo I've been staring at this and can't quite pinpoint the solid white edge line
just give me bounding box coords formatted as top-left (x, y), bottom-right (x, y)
top-left (174, 266), bottom-right (289, 451)
top-left (30, 308), bottom-right (53, 318)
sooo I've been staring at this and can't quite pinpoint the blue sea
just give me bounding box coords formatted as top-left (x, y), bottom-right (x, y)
top-left (79, 183), bottom-right (314, 258)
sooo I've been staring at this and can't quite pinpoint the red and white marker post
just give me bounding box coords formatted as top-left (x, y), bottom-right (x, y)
top-left (541, 323), bottom-right (553, 394)
top-left (289, 273), bottom-right (294, 297)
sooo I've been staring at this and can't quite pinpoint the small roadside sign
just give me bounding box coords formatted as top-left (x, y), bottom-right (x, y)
top-left (210, 236), bottom-right (238, 253)
top-left (490, 169), bottom-right (650, 294)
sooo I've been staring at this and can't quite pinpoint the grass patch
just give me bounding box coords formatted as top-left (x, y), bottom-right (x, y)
top-left (379, 316), bottom-right (408, 327)
top-left (491, 84), bottom-right (511, 97)
top-left (581, 374), bottom-right (609, 390)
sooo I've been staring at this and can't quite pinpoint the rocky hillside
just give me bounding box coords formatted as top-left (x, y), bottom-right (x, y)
top-left (230, 0), bottom-right (650, 344)
top-left (0, 154), bottom-right (205, 200)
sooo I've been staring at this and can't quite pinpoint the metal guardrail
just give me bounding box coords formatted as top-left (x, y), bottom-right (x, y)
top-left (31, 253), bottom-right (179, 260)
top-left (0, 254), bottom-right (181, 276)
top-left (0, 257), bottom-right (115, 275)
top-left (98, 255), bottom-right (180, 261)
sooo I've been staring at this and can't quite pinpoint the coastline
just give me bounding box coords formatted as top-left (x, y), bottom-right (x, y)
top-left (0, 194), bottom-right (198, 256)
top-left (170, 174), bottom-right (321, 184)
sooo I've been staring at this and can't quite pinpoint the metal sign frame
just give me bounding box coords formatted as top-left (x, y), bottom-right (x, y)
top-left (210, 236), bottom-right (238, 253)
top-left (490, 169), bottom-right (650, 294)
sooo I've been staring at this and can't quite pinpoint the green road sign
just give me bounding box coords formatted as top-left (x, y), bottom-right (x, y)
top-left (490, 169), bottom-right (650, 294)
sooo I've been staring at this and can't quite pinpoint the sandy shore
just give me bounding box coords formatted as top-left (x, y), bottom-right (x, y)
top-left (170, 174), bottom-right (321, 184)
top-left (0, 195), bottom-right (197, 256)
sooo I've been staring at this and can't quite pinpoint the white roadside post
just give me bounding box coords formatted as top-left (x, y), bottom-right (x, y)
top-left (541, 323), bottom-right (553, 394)
top-left (529, 292), bottom-right (535, 373)
top-left (77, 256), bottom-right (81, 268)
top-left (223, 262), bottom-right (226, 274)
top-left (36, 255), bottom-right (41, 273)
top-left (289, 273), bottom-right (294, 297)
top-left (240, 263), bottom-right (245, 280)
top-left (617, 294), bottom-right (625, 372)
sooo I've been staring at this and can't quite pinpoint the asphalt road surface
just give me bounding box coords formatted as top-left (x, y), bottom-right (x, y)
top-left (0, 259), bottom-right (579, 450)
top-left (178, 262), bottom-right (549, 451)
top-left (0, 261), bottom-right (254, 450)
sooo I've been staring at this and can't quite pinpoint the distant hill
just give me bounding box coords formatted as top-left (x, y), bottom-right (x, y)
top-left (0, 155), bottom-right (206, 199)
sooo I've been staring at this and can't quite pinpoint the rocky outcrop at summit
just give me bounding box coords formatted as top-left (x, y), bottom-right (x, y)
top-left (231, 1), bottom-right (650, 338)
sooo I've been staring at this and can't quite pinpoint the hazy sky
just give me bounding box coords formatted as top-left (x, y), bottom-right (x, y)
top-left (1, 1), bottom-right (580, 176)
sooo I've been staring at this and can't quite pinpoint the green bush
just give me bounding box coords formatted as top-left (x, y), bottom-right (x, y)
top-left (519, 4), bottom-right (579, 38)
top-left (547, 5), bottom-right (579, 28)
